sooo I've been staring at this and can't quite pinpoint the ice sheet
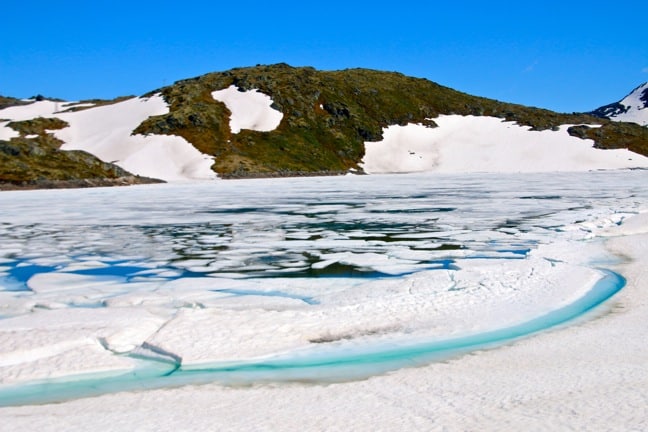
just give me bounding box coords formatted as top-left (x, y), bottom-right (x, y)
top-left (3, 221), bottom-right (647, 431)
top-left (0, 171), bottom-right (646, 412)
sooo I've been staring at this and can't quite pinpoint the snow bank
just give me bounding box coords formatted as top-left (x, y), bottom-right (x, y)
top-left (0, 123), bottom-right (19, 141)
top-left (212, 85), bottom-right (283, 133)
top-left (361, 115), bottom-right (648, 173)
top-left (0, 307), bottom-right (167, 384)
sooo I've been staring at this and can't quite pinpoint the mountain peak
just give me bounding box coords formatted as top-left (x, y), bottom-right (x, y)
top-left (590, 82), bottom-right (648, 126)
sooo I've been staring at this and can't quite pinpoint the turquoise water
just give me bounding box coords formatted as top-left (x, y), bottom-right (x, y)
top-left (0, 270), bottom-right (624, 407)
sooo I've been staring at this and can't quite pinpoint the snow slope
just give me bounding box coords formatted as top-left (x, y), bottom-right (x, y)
top-left (361, 115), bottom-right (648, 173)
top-left (0, 100), bottom-right (85, 141)
top-left (0, 97), bottom-right (216, 182)
top-left (591, 82), bottom-right (648, 126)
top-left (55, 96), bottom-right (216, 181)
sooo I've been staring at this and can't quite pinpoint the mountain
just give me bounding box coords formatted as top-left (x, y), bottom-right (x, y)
top-left (2, 64), bottom-right (648, 189)
top-left (590, 82), bottom-right (648, 126)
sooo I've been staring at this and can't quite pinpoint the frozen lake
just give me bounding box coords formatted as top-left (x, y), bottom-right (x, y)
top-left (0, 170), bottom-right (646, 405)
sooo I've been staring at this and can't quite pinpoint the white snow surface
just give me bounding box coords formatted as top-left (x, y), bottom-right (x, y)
top-left (211, 85), bottom-right (283, 133)
top-left (0, 100), bottom-right (64, 121)
top-left (0, 96), bottom-right (216, 182)
top-left (55, 96), bottom-right (216, 181)
top-left (0, 123), bottom-right (18, 141)
top-left (1, 171), bottom-right (648, 430)
top-left (0, 100), bottom-right (96, 140)
top-left (361, 115), bottom-right (648, 173)
top-left (611, 82), bottom-right (648, 126)
top-left (0, 100), bottom-right (64, 140)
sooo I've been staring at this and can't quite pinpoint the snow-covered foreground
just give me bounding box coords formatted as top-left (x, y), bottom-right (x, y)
top-left (1, 171), bottom-right (647, 430)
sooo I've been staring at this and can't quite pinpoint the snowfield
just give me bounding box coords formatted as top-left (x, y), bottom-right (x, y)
top-left (361, 115), bottom-right (648, 173)
top-left (55, 96), bottom-right (216, 181)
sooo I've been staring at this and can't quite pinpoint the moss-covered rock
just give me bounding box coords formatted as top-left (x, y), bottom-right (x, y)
top-left (568, 123), bottom-right (648, 155)
top-left (0, 96), bottom-right (29, 110)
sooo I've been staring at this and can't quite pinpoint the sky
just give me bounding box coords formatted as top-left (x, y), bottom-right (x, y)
top-left (2, 1), bottom-right (647, 113)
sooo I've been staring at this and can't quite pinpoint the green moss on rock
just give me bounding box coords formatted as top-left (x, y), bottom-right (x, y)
top-left (0, 96), bottom-right (30, 110)
top-left (568, 123), bottom-right (648, 155)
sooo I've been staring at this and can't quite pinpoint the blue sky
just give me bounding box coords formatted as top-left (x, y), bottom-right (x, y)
top-left (2, 1), bottom-right (647, 112)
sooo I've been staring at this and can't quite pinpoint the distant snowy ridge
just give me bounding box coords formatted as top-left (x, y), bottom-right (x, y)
top-left (591, 82), bottom-right (648, 126)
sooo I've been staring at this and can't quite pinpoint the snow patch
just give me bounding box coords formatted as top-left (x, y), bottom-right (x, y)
top-left (0, 100), bottom-right (65, 141)
top-left (0, 100), bottom-right (64, 121)
top-left (361, 115), bottom-right (648, 173)
top-left (0, 122), bottom-right (19, 140)
top-left (55, 95), bottom-right (216, 182)
top-left (0, 95), bottom-right (216, 182)
top-left (211, 85), bottom-right (283, 133)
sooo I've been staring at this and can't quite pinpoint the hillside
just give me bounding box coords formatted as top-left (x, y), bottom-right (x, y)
top-left (138, 64), bottom-right (648, 177)
top-left (2, 64), bottom-right (648, 187)
top-left (0, 97), bottom-right (163, 189)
